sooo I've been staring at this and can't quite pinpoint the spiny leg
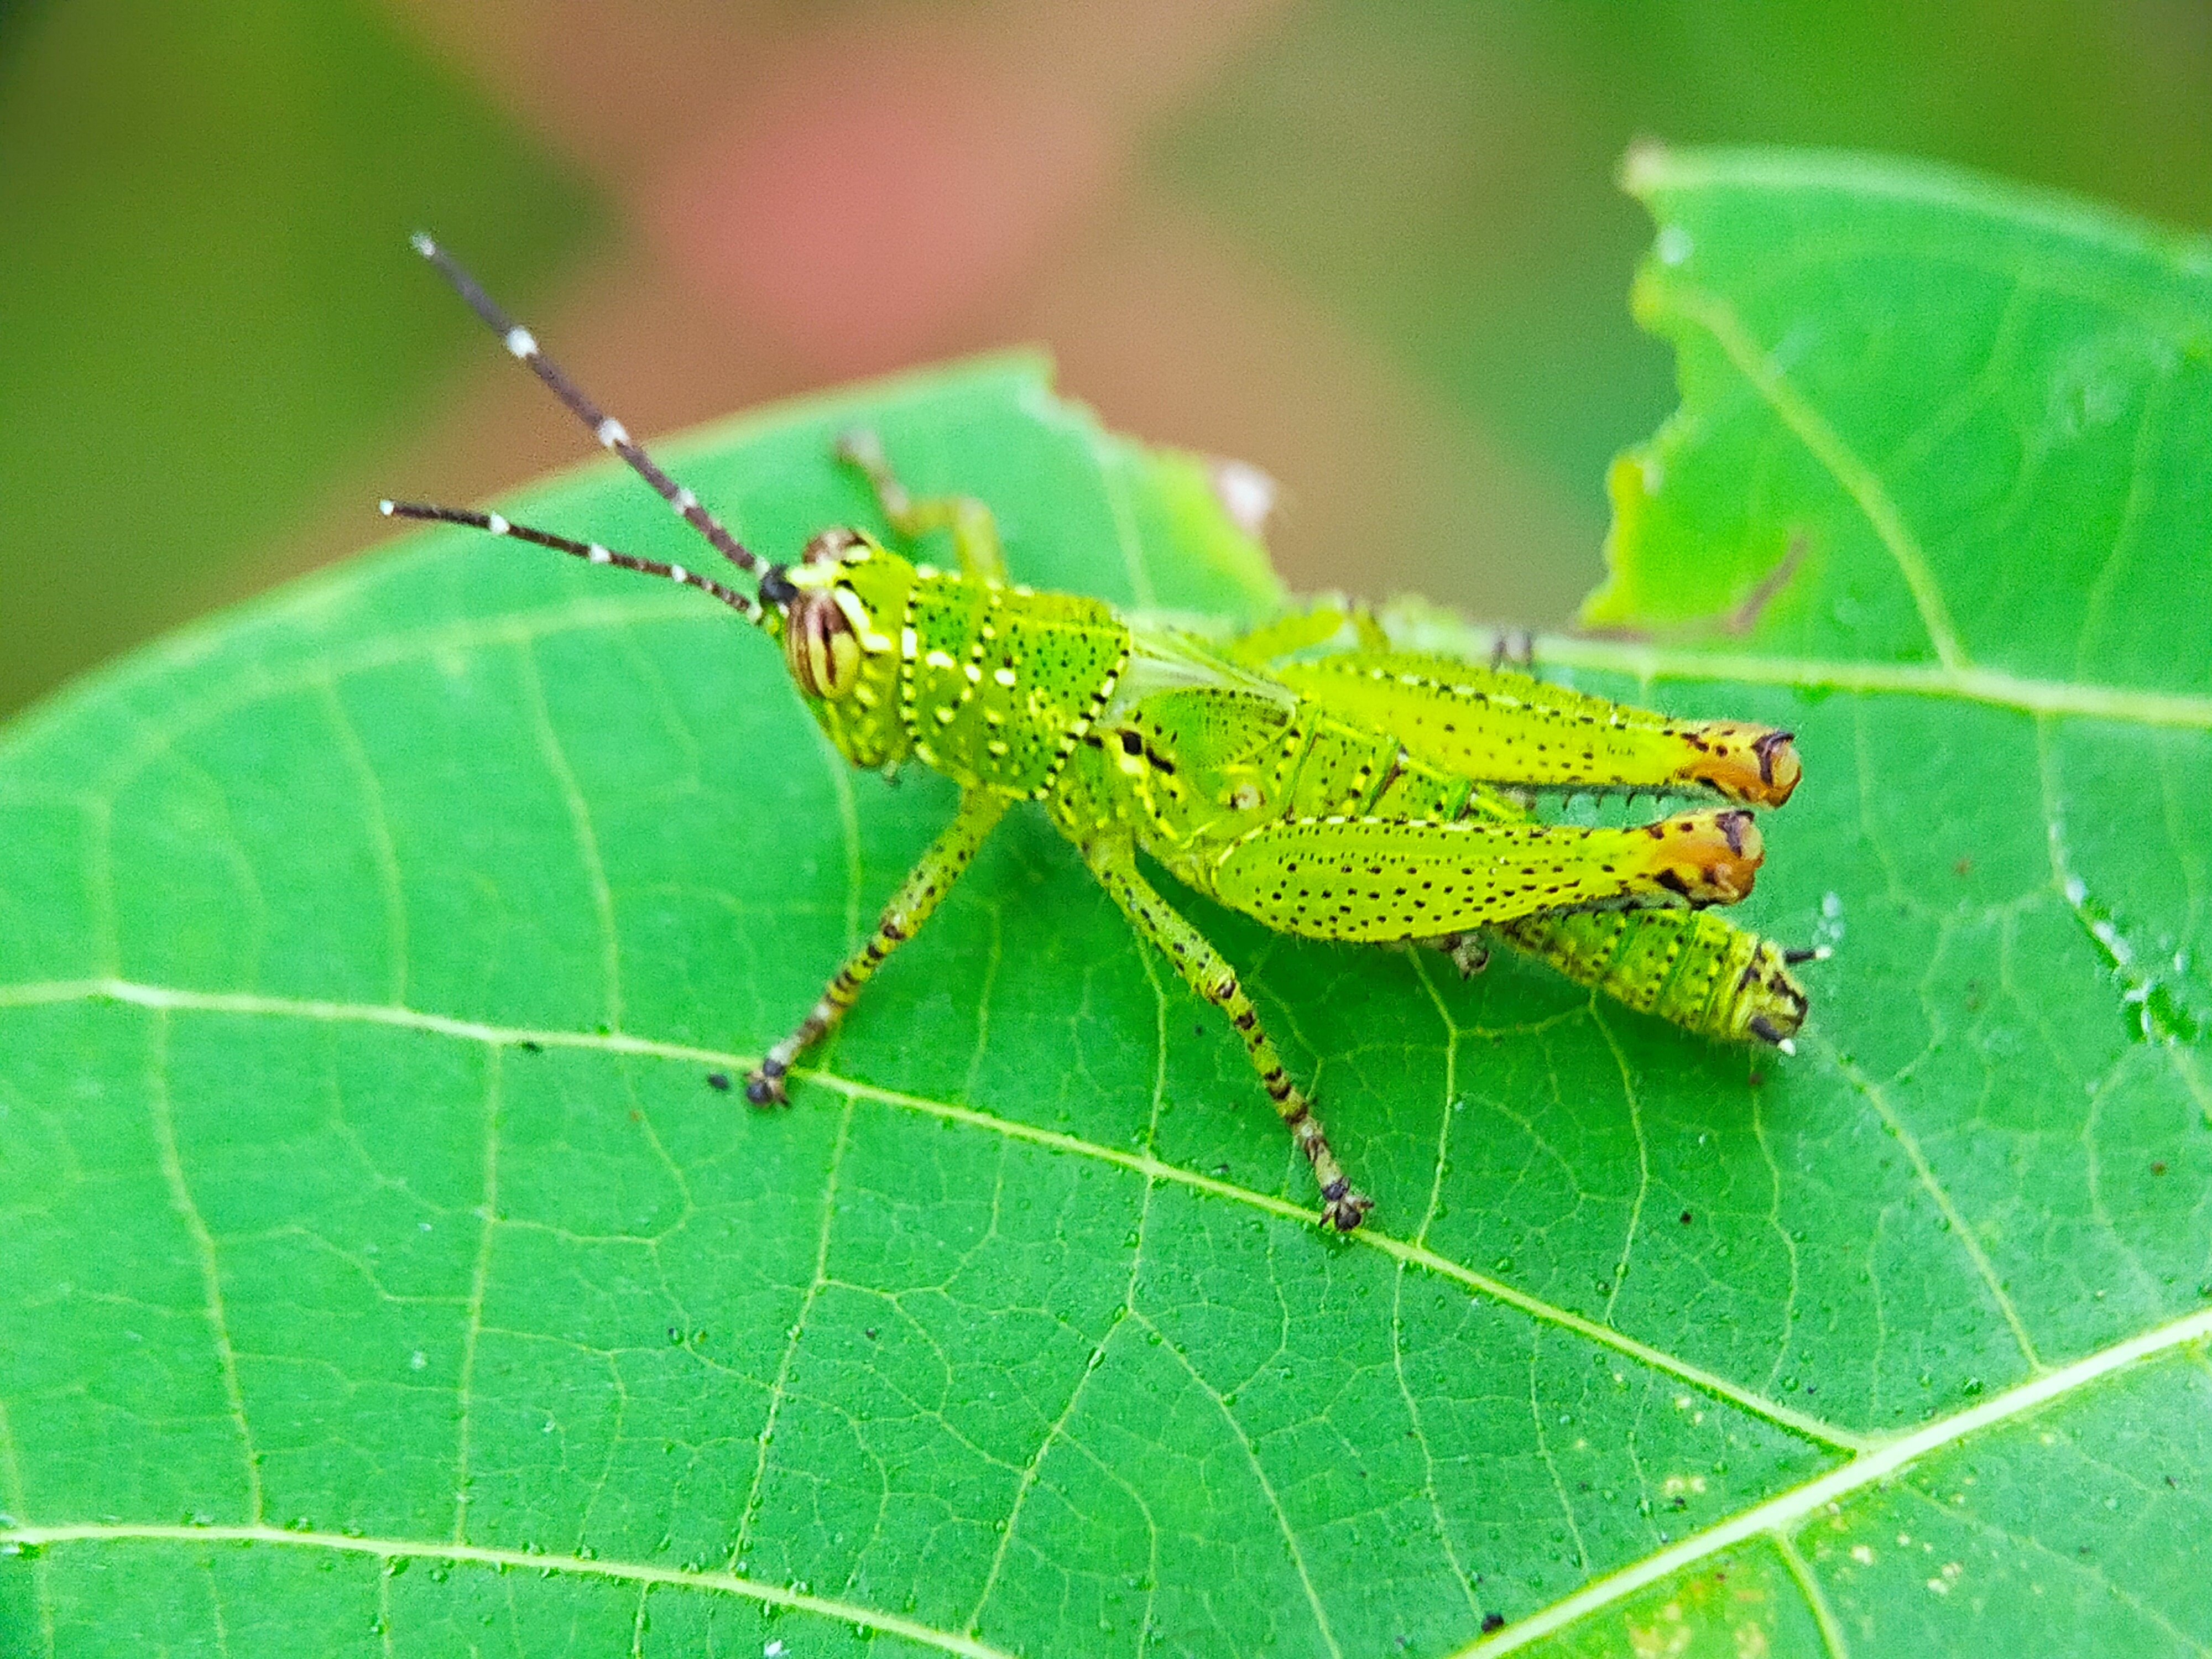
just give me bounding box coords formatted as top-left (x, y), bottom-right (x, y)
top-left (1081, 836), bottom-right (1373, 1231)
top-left (834, 429), bottom-right (1009, 581)
top-left (748, 789), bottom-right (1010, 1103)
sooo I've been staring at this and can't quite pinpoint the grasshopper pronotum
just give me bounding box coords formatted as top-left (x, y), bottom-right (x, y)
top-left (384, 238), bottom-right (1812, 1232)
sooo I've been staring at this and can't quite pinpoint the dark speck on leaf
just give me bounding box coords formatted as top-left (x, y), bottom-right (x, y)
top-left (518, 1039), bottom-right (542, 1053)
top-left (706, 1072), bottom-right (732, 1093)
top-left (1481, 1613), bottom-right (1505, 1634)
top-left (2152, 1161), bottom-right (2167, 1175)
top-left (1195, 1023), bottom-right (1206, 1038)
top-left (864, 1327), bottom-right (878, 1340)
top-left (1679, 1210), bottom-right (1693, 1225)
top-left (1954, 855), bottom-right (1972, 876)
top-left (1215, 1162), bottom-right (1231, 1176)
top-left (1747, 1070), bottom-right (1765, 1088)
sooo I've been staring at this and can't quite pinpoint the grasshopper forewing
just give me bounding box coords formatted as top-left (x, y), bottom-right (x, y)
top-left (385, 239), bottom-right (1809, 1232)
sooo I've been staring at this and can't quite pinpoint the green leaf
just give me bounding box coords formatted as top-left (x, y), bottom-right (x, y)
top-left (4, 152), bottom-right (2210, 1657)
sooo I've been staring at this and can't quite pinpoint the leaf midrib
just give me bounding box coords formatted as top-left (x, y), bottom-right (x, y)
top-left (1535, 636), bottom-right (2212, 727)
top-left (1458, 1300), bottom-right (2212, 1658)
top-left (0, 974), bottom-right (1860, 1451)
top-left (0, 1523), bottom-right (1018, 1659)
top-left (9, 598), bottom-right (2201, 844)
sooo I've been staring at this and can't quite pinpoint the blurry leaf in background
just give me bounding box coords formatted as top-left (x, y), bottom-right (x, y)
top-left (7, 0), bottom-right (2212, 731)
top-left (1161, 0), bottom-right (2212, 619)
top-left (0, 0), bottom-right (595, 717)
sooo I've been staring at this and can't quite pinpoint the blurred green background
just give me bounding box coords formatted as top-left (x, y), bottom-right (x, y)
top-left (4, 0), bottom-right (2208, 719)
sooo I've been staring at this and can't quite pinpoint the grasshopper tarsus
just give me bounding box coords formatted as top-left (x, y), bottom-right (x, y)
top-left (1433, 932), bottom-right (1491, 978)
top-left (1320, 1178), bottom-right (1375, 1233)
top-left (833, 426), bottom-right (889, 473)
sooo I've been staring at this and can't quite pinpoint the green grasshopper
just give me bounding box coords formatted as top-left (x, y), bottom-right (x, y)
top-left (384, 237), bottom-right (1812, 1232)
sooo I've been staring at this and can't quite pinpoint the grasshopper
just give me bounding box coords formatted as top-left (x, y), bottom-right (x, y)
top-left (384, 237), bottom-right (1812, 1232)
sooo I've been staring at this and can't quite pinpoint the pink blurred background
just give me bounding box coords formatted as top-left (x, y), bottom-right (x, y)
top-left (5, 0), bottom-right (2209, 717)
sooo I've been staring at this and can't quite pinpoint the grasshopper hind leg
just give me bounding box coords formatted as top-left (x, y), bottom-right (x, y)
top-left (1082, 836), bottom-right (1373, 1232)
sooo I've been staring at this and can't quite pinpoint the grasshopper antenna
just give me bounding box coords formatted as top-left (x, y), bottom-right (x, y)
top-left (378, 500), bottom-right (758, 618)
top-left (407, 232), bottom-right (780, 592)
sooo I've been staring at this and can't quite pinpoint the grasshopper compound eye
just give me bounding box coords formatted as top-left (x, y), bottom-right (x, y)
top-left (785, 589), bottom-right (863, 698)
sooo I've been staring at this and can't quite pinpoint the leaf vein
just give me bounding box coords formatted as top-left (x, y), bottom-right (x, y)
top-left (145, 1011), bottom-right (264, 1525)
top-left (730, 1095), bottom-right (854, 1569)
top-left (448, 1048), bottom-right (503, 1545)
top-left (1133, 1308), bottom-right (1344, 1659)
top-left (0, 975), bottom-right (1871, 1453)
top-left (1457, 1303), bottom-right (2212, 1656)
top-left (517, 641), bottom-right (623, 1031)
top-left (1662, 285), bottom-right (1966, 669)
top-left (1811, 1037), bottom-right (2044, 1373)
top-left (1773, 1531), bottom-right (1854, 1659)
top-left (0, 1524), bottom-right (1019, 1658)
top-left (315, 676), bottom-right (409, 1006)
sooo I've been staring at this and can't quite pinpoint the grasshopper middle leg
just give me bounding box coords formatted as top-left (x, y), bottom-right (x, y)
top-left (748, 787), bottom-right (1009, 1104)
top-left (836, 429), bottom-right (1008, 581)
top-left (1082, 835), bottom-right (1373, 1232)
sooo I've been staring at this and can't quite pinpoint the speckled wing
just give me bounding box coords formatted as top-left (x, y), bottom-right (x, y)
top-left (1269, 653), bottom-right (1801, 806)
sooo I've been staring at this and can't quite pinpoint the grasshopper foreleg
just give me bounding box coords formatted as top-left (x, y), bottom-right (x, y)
top-left (1082, 836), bottom-right (1373, 1232)
top-left (835, 430), bottom-right (1009, 581)
top-left (747, 788), bottom-right (1010, 1104)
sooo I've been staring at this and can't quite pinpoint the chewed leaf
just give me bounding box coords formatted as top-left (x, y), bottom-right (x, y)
top-left (4, 156), bottom-right (2211, 1658)
top-left (1588, 144), bottom-right (2212, 695)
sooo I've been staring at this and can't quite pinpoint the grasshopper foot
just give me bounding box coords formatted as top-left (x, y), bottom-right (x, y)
top-left (1432, 931), bottom-right (1490, 978)
top-left (1319, 1178), bottom-right (1375, 1233)
top-left (833, 427), bottom-right (888, 473)
top-left (1489, 627), bottom-right (1535, 672)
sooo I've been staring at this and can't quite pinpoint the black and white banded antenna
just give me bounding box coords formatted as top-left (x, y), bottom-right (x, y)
top-left (376, 499), bottom-right (759, 617)
top-left (382, 233), bottom-right (797, 615)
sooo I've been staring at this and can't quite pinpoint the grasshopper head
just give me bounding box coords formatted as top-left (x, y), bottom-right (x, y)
top-left (383, 237), bottom-right (919, 774)
top-left (758, 527), bottom-right (915, 769)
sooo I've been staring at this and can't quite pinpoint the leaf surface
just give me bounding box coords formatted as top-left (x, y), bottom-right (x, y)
top-left (4, 153), bottom-right (2210, 1658)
